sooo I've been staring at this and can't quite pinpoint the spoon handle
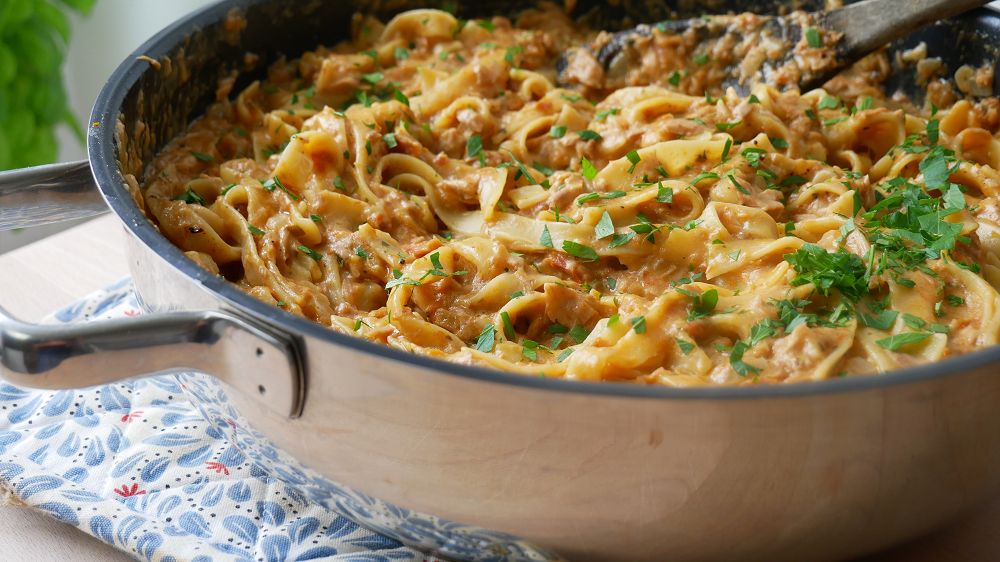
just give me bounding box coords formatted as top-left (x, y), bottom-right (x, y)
top-left (823, 0), bottom-right (991, 62)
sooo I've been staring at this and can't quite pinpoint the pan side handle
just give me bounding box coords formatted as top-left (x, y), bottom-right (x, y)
top-left (0, 160), bottom-right (109, 231)
top-left (0, 305), bottom-right (305, 419)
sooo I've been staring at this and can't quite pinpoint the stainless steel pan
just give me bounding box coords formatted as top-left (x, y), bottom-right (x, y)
top-left (3, 1), bottom-right (1000, 560)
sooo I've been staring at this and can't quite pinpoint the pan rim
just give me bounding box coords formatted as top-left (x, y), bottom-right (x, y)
top-left (87, 0), bottom-right (1000, 402)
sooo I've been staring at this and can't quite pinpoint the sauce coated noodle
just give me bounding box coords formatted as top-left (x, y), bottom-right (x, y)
top-left (143, 6), bottom-right (1000, 385)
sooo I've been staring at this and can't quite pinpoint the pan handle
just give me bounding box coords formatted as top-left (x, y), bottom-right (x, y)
top-left (0, 305), bottom-right (306, 418)
top-left (0, 160), bottom-right (109, 231)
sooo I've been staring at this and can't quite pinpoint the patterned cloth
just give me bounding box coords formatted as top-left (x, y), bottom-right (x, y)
top-left (0, 279), bottom-right (435, 562)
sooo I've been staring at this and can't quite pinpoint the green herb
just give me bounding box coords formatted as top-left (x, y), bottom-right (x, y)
top-left (581, 156), bottom-right (598, 180)
top-left (902, 313), bottom-right (927, 330)
top-left (550, 125), bottom-right (567, 138)
top-left (562, 240), bottom-right (599, 261)
top-left (261, 176), bottom-right (299, 200)
top-left (596, 108), bottom-right (620, 121)
top-left (579, 129), bottom-right (602, 141)
top-left (715, 121), bottom-right (741, 131)
top-left (626, 150), bottom-right (641, 174)
top-left (860, 309), bottom-right (898, 330)
top-left (557, 349), bottom-right (574, 362)
top-left (822, 116), bottom-right (848, 126)
top-left (333, 176), bottom-right (346, 191)
top-left (247, 224), bottom-right (265, 236)
top-left (361, 71), bottom-right (383, 85)
top-left (817, 95), bottom-right (840, 110)
top-left (727, 174), bottom-right (750, 195)
top-left (310, 214), bottom-right (322, 223)
top-left (679, 288), bottom-right (719, 321)
top-left (190, 150), bottom-right (213, 162)
top-left (729, 341), bottom-right (760, 376)
top-left (668, 71), bottom-right (682, 86)
top-left (784, 243), bottom-right (868, 301)
top-left (173, 187), bottom-right (206, 205)
top-left (474, 324), bottom-right (496, 352)
top-left (926, 119), bottom-right (940, 144)
top-left (805, 27), bottom-right (823, 48)
top-left (769, 137), bottom-right (789, 149)
top-left (383, 132), bottom-right (398, 148)
top-left (394, 89), bottom-right (410, 106)
top-left (500, 311), bottom-right (515, 339)
top-left (748, 319), bottom-right (781, 346)
top-left (742, 147), bottom-right (767, 167)
top-left (946, 294), bottom-right (965, 306)
top-left (540, 225), bottom-right (554, 248)
top-left (630, 316), bottom-right (647, 334)
top-left (721, 138), bottom-right (733, 161)
top-left (476, 19), bottom-right (494, 32)
top-left (609, 232), bottom-right (636, 247)
top-left (395, 47), bottom-right (409, 60)
top-left (466, 134), bottom-right (484, 164)
top-left (676, 338), bottom-right (695, 354)
top-left (693, 53), bottom-right (709, 65)
top-left (595, 211), bottom-right (615, 239)
top-left (748, 94), bottom-right (761, 104)
top-left (656, 184), bottom-right (674, 204)
top-left (521, 339), bottom-right (539, 361)
top-left (690, 171), bottom-right (720, 185)
top-left (296, 245), bottom-right (322, 261)
top-left (532, 161), bottom-right (554, 176)
top-left (221, 183), bottom-right (237, 196)
top-left (385, 269), bottom-right (421, 290)
top-left (876, 331), bottom-right (931, 351)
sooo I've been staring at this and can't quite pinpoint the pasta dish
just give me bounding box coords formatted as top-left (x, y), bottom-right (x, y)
top-left (142, 6), bottom-right (1000, 385)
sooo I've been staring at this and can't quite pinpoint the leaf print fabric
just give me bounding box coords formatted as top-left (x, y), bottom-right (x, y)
top-left (0, 280), bottom-right (436, 562)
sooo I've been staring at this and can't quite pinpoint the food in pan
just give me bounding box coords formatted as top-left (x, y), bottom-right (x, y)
top-left (142, 6), bottom-right (1000, 385)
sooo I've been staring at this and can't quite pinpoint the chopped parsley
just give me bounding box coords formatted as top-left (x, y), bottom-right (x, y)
top-left (474, 324), bottom-right (496, 352)
top-left (466, 134), bottom-right (485, 165)
top-left (562, 240), bottom-right (599, 261)
top-left (173, 187), bottom-right (206, 205)
top-left (578, 129), bottom-right (603, 141)
top-left (550, 125), bottom-right (567, 139)
top-left (581, 156), bottom-right (598, 180)
top-left (784, 244), bottom-right (868, 301)
top-left (190, 150), bottom-right (213, 162)
top-left (595, 211), bottom-right (615, 239)
top-left (540, 225), bottom-right (554, 248)
top-left (630, 316), bottom-right (647, 334)
top-left (247, 224), bottom-right (265, 236)
top-left (805, 27), bottom-right (823, 48)
top-left (729, 341), bottom-right (760, 376)
top-left (626, 150), bottom-right (641, 174)
top-left (876, 331), bottom-right (932, 351)
top-left (678, 288), bottom-right (719, 321)
top-left (296, 245), bottom-right (322, 261)
top-left (676, 338), bottom-right (695, 354)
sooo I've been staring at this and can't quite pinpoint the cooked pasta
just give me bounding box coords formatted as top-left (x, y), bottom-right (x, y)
top-left (142, 5), bottom-right (1000, 385)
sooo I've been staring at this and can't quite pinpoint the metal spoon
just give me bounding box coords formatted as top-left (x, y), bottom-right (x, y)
top-left (558, 0), bottom-right (990, 94)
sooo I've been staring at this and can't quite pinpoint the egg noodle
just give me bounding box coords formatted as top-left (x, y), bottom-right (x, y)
top-left (143, 6), bottom-right (1000, 385)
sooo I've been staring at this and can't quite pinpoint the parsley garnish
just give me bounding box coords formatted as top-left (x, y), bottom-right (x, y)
top-left (190, 151), bottom-right (213, 162)
top-left (550, 125), bottom-right (567, 138)
top-left (581, 157), bottom-right (598, 180)
top-left (474, 324), bottom-right (496, 352)
top-left (579, 129), bottom-right (602, 141)
top-left (630, 316), bottom-right (647, 334)
top-left (562, 240), bottom-right (599, 261)
top-left (173, 187), bottom-right (206, 205)
top-left (540, 225), bottom-right (554, 248)
top-left (876, 331), bottom-right (931, 351)
top-left (247, 225), bottom-right (265, 236)
top-left (296, 245), bottom-right (322, 261)
top-left (595, 211), bottom-right (615, 239)
top-left (785, 244), bottom-right (868, 301)
top-left (625, 150), bottom-right (641, 174)
top-left (805, 28), bottom-right (823, 48)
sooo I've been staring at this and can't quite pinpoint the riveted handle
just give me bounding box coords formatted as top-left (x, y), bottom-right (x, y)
top-left (0, 160), bottom-right (108, 231)
top-left (0, 305), bottom-right (306, 418)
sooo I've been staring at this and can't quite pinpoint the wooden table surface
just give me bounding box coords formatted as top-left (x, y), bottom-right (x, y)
top-left (0, 214), bottom-right (998, 561)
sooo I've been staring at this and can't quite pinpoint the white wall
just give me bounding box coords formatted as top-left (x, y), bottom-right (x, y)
top-left (1, 0), bottom-right (214, 254)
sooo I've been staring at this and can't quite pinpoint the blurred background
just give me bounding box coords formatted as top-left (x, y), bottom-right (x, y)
top-left (0, 0), bottom-right (212, 253)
